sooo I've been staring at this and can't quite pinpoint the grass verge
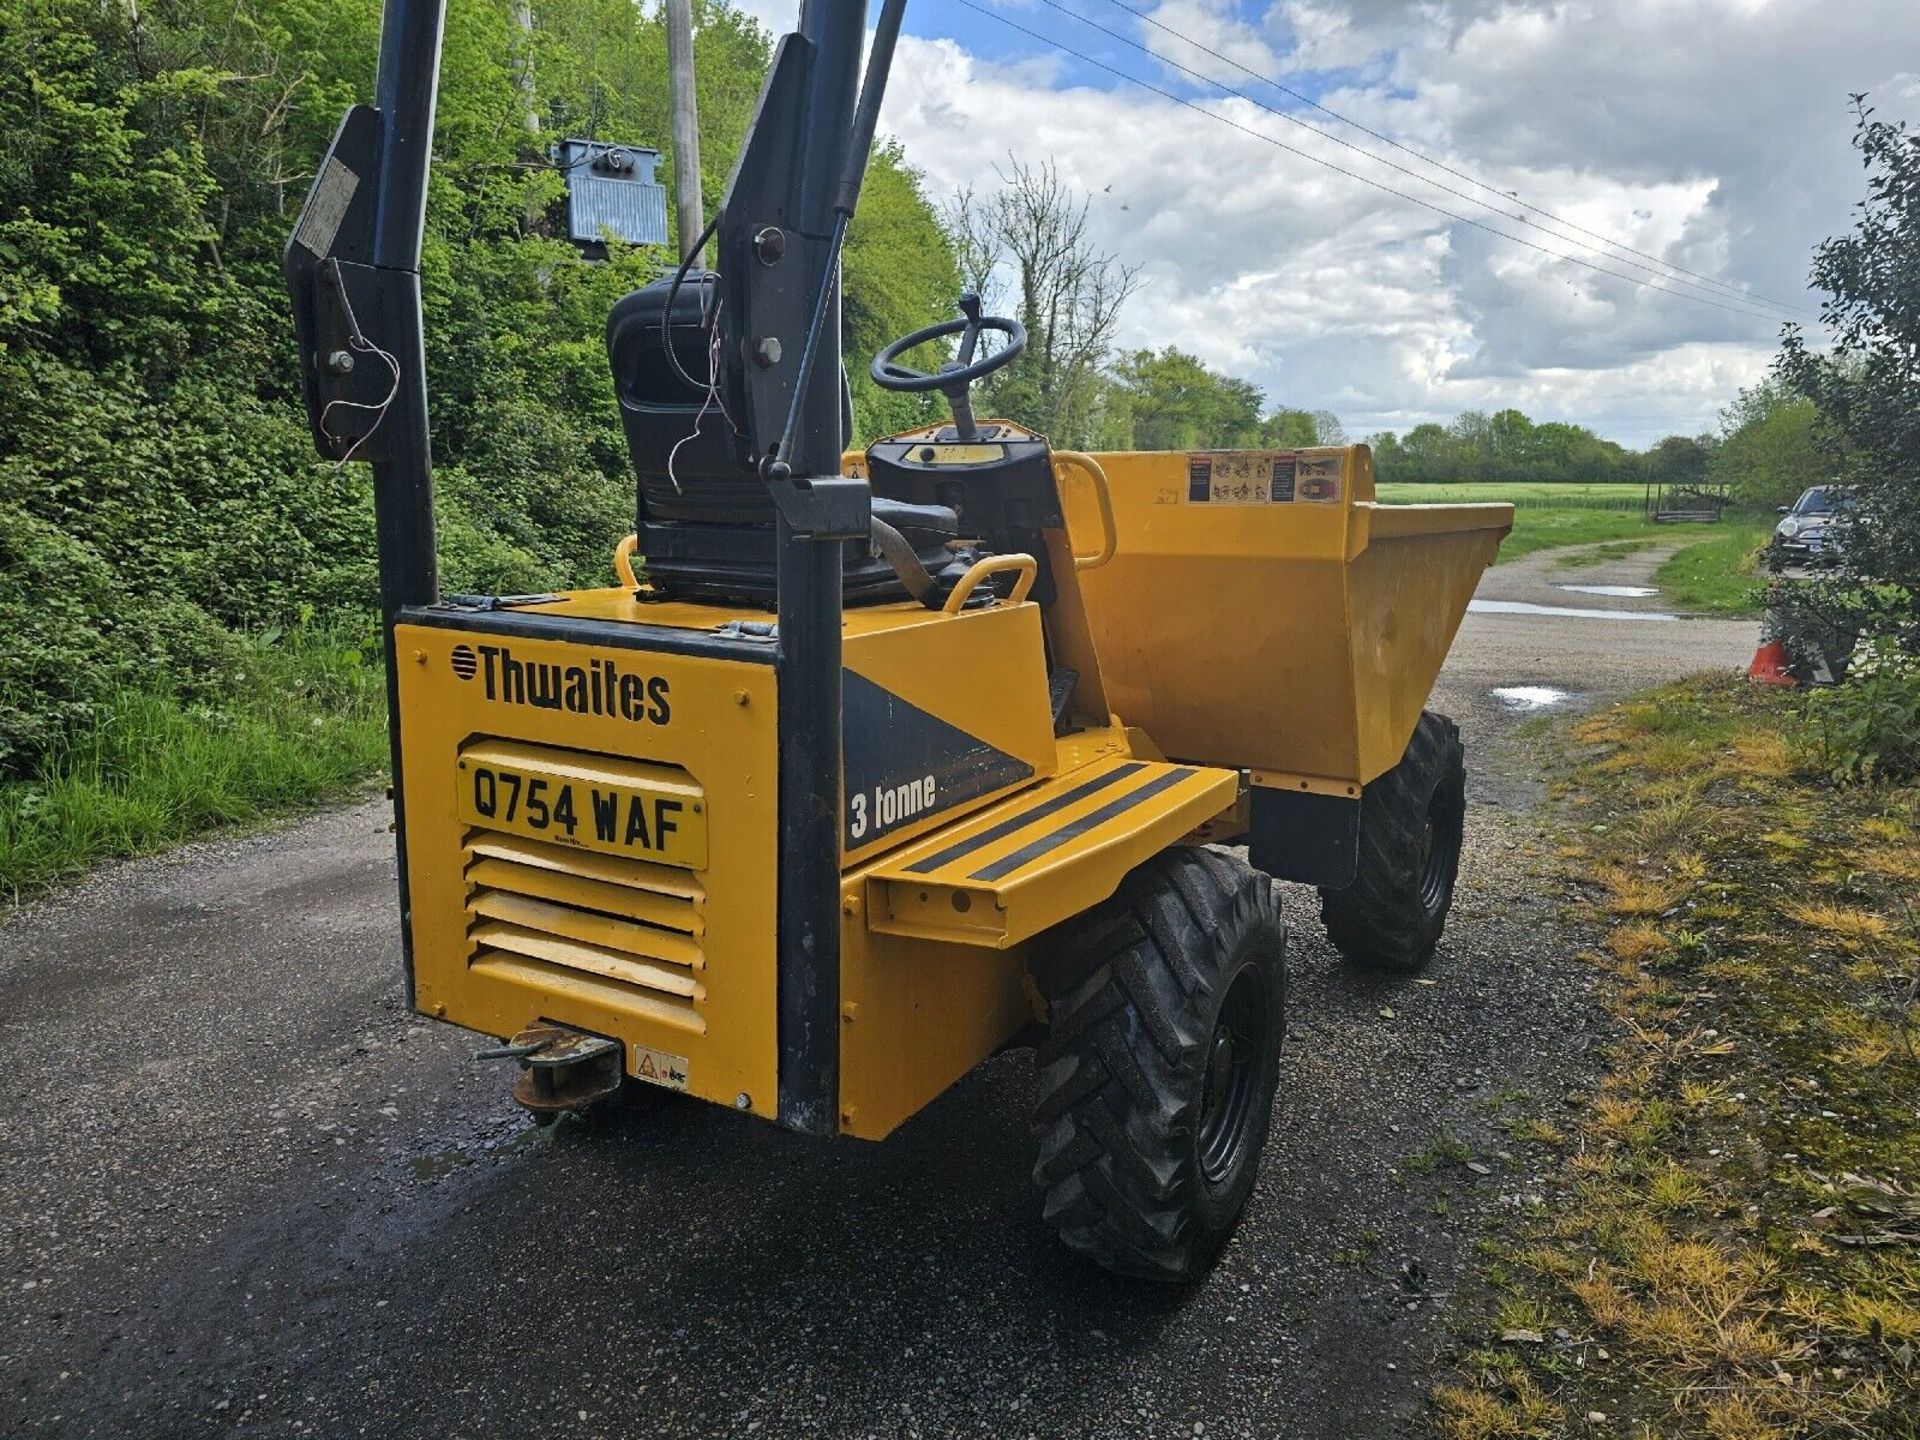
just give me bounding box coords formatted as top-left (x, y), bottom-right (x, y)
top-left (1497, 510), bottom-right (1666, 564)
top-left (0, 633), bottom-right (388, 902)
top-left (1655, 521), bottom-right (1776, 617)
top-left (1435, 676), bottom-right (1920, 1439)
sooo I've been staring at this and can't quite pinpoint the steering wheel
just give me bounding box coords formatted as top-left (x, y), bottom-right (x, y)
top-left (870, 293), bottom-right (1026, 396)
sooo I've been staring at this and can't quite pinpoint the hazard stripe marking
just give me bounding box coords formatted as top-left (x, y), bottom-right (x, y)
top-left (967, 768), bottom-right (1200, 883)
top-left (901, 762), bottom-right (1149, 876)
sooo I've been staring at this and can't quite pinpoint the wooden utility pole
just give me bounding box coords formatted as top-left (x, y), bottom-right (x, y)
top-left (513, 0), bottom-right (539, 134)
top-left (665, 0), bottom-right (705, 265)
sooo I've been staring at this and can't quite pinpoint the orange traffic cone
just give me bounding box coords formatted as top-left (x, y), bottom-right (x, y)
top-left (1747, 637), bottom-right (1796, 686)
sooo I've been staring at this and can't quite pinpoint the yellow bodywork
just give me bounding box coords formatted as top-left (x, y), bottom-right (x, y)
top-left (394, 442), bottom-right (1507, 1142)
top-left (1069, 446), bottom-right (1511, 793)
top-left (396, 621), bottom-right (783, 1117)
top-left (395, 590), bottom-right (1237, 1140)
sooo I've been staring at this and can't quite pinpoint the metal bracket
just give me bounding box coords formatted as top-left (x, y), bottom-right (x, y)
top-left (765, 474), bottom-right (872, 540)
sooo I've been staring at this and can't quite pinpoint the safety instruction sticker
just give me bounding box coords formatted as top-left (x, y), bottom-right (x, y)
top-left (631, 1044), bottom-right (690, 1091)
top-left (1295, 453), bottom-right (1343, 503)
top-left (1186, 452), bottom-right (1324, 504)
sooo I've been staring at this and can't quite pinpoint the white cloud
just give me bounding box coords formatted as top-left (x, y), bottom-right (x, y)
top-left (722, 0), bottom-right (797, 32)
top-left (865, 0), bottom-right (1919, 444)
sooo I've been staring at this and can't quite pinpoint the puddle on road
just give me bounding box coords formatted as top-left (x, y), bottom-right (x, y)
top-left (1490, 685), bottom-right (1572, 712)
top-left (1556, 584), bottom-right (1659, 599)
top-left (406, 1113), bottom-right (548, 1183)
top-left (1469, 599), bottom-right (1678, 622)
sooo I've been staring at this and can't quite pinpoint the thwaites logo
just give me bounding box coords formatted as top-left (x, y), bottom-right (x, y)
top-left (450, 643), bottom-right (671, 724)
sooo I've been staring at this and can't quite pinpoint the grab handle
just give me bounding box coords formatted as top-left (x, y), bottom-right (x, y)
top-left (941, 553), bottom-right (1038, 615)
top-left (1053, 451), bottom-right (1116, 571)
top-left (613, 534), bottom-right (640, 590)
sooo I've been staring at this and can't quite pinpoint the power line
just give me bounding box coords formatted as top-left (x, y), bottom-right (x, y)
top-left (951, 0), bottom-right (1798, 326)
top-left (1096, 0), bottom-right (1809, 317)
top-left (1049, 0), bottom-right (1809, 318)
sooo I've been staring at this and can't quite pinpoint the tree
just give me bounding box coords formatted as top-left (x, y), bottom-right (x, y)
top-left (945, 158), bottom-right (1141, 446)
top-left (1110, 348), bottom-right (1263, 451)
top-left (1779, 97), bottom-right (1920, 610)
top-left (1706, 378), bottom-right (1824, 508)
top-left (1261, 410), bottom-right (1322, 449)
top-left (840, 141), bottom-right (962, 441)
top-left (1647, 434), bottom-right (1713, 489)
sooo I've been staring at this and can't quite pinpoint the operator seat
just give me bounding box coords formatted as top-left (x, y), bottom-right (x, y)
top-left (606, 275), bottom-right (959, 604)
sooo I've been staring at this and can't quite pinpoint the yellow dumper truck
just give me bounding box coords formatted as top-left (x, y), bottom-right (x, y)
top-left (283, 0), bottom-right (1511, 1280)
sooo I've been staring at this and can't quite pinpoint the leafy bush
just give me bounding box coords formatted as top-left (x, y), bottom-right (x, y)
top-left (1805, 637), bottom-right (1920, 783)
top-left (0, 503), bottom-right (248, 772)
top-left (1779, 100), bottom-right (1919, 631)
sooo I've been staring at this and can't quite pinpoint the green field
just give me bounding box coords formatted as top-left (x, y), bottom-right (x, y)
top-left (1492, 509), bottom-right (1663, 562)
top-left (1376, 481), bottom-right (1649, 511)
top-left (1376, 482), bottom-right (1771, 596)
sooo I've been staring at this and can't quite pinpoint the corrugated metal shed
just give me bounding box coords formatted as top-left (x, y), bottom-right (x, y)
top-left (556, 139), bottom-right (668, 248)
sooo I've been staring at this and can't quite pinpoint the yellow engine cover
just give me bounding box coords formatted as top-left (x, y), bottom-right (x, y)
top-left (395, 621), bottom-right (781, 1118)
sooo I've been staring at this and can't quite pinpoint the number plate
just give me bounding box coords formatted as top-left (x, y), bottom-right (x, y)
top-left (457, 740), bottom-right (706, 869)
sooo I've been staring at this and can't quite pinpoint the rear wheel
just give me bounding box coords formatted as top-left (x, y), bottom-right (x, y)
top-left (1319, 710), bottom-right (1465, 973)
top-left (1030, 847), bottom-right (1287, 1282)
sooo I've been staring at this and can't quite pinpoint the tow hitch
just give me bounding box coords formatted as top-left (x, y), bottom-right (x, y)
top-left (477, 1024), bottom-right (624, 1122)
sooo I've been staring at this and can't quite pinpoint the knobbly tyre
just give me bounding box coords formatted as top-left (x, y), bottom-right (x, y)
top-left (283, 0), bottom-right (1511, 1281)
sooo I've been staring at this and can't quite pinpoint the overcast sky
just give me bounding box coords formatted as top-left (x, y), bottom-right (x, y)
top-left (728, 0), bottom-right (1920, 446)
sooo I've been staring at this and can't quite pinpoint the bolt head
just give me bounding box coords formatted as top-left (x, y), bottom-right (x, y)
top-left (753, 336), bottom-right (783, 368)
top-left (325, 349), bottom-right (355, 376)
top-left (753, 226), bottom-right (786, 264)
top-left (734, 1092), bottom-right (752, 1111)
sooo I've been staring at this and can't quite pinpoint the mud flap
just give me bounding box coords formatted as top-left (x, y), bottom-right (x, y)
top-left (1249, 787), bottom-right (1359, 888)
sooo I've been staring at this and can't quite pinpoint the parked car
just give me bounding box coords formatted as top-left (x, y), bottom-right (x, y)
top-left (1770, 485), bottom-right (1852, 568)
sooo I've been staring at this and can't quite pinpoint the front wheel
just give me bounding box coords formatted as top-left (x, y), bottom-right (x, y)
top-left (1030, 847), bottom-right (1287, 1282)
top-left (1319, 710), bottom-right (1466, 973)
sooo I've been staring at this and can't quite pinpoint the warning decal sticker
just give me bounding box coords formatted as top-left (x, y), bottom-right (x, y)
top-left (1269, 456), bottom-right (1297, 503)
top-left (1186, 450), bottom-right (1344, 504)
top-left (632, 1045), bottom-right (690, 1091)
top-left (1187, 456), bottom-right (1212, 502)
top-left (1295, 453), bottom-right (1342, 503)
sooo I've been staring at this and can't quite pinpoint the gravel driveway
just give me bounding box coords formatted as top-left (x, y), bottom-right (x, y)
top-left (0, 545), bottom-right (1758, 1439)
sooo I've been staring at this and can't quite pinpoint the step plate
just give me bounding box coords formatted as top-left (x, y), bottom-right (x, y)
top-left (864, 757), bottom-right (1237, 949)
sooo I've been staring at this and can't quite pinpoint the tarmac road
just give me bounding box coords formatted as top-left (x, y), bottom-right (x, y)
top-left (0, 544), bottom-right (1757, 1440)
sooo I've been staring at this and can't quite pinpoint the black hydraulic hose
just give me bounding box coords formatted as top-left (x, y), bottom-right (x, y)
top-left (867, 516), bottom-right (939, 606)
top-left (661, 212), bottom-right (721, 394)
top-left (767, 0), bottom-right (909, 483)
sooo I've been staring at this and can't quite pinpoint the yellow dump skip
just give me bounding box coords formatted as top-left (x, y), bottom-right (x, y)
top-left (864, 756), bottom-right (1237, 947)
top-left (1072, 446), bottom-right (1512, 790)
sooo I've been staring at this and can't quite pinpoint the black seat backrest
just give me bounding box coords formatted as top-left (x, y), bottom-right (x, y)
top-left (605, 274), bottom-right (955, 605)
top-left (607, 272), bottom-right (765, 527)
top-left (607, 273), bottom-right (858, 529)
